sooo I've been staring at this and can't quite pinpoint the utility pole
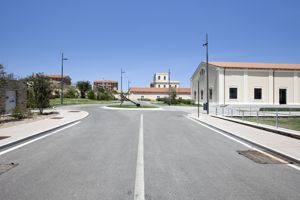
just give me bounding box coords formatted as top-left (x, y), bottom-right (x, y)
top-left (203, 33), bottom-right (209, 114)
top-left (120, 68), bottom-right (125, 97)
top-left (61, 53), bottom-right (68, 105)
top-left (197, 79), bottom-right (200, 117)
top-left (168, 69), bottom-right (171, 105)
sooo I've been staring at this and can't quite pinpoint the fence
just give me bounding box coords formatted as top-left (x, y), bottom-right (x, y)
top-left (213, 106), bottom-right (300, 131)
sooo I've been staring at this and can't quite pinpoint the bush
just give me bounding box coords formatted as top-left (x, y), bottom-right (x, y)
top-left (12, 106), bottom-right (26, 120)
top-left (97, 90), bottom-right (115, 100)
top-left (87, 90), bottom-right (95, 100)
top-left (138, 98), bottom-right (151, 101)
top-left (65, 87), bottom-right (77, 98)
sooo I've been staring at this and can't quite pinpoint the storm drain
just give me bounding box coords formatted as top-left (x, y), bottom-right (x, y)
top-left (237, 150), bottom-right (286, 164)
top-left (0, 163), bottom-right (18, 175)
top-left (51, 117), bottom-right (64, 119)
top-left (0, 136), bottom-right (10, 140)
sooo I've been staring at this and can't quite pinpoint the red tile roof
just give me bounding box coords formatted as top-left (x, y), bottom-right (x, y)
top-left (129, 87), bottom-right (191, 93)
top-left (94, 80), bottom-right (118, 84)
top-left (209, 62), bottom-right (300, 70)
top-left (46, 75), bottom-right (70, 79)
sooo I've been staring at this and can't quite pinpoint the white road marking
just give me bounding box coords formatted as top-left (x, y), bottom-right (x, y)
top-left (134, 114), bottom-right (145, 200)
top-left (185, 115), bottom-right (300, 172)
top-left (0, 121), bottom-right (81, 156)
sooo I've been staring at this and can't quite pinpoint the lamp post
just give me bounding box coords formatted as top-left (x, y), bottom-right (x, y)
top-left (203, 33), bottom-right (209, 114)
top-left (61, 53), bottom-right (68, 105)
top-left (120, 68), bottom-right (125, 96)
top-left (128, 80), bottom-right (131, 98)
top-left (168, 69), bottom-right (171, 105)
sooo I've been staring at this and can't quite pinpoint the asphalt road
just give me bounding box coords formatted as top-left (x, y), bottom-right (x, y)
top-left (0, 105), bottom-right (299, 200)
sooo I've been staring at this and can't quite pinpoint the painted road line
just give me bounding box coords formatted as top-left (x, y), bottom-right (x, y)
top-left (185, 115), bottom-right (300, 172)
top-left (134, 114), bottom-right (145, 200)
top-left (0, 121), bottom-right (81, 156)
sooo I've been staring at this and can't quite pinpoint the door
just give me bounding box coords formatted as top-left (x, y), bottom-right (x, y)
top-left (5, 90), bottom-right (16, 113)
top-left (279, 89), bottom-right (287, 104)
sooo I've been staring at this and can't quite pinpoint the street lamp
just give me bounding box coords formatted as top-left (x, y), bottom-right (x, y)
top-left (120, 68), bottom-right (125, 95)
top-left (128, 80), bottom-right (131, 98)
top-left (203, 33), bottom-right (209, 114)
top-left (61, 53), bottom-right (68, 105)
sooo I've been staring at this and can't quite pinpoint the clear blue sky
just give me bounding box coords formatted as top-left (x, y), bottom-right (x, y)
top-left (1, 0), bottom-right (300, 89)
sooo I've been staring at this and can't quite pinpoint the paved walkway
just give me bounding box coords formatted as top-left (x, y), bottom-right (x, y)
top-left (0, 109), bottom-right (88, 149)
top-left (189, 113), bottom-right (300, 163)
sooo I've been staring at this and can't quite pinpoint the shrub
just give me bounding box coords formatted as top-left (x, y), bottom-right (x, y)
top-left (87, 90), bottom-right (95, 100)
top-left (12, 106), bottom-right (25, 120)
top-left (65, 87), bottom-right (77, 98)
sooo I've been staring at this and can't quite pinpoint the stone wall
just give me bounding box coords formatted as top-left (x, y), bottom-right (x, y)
top-left (0, 80), bottom-right (27, 113)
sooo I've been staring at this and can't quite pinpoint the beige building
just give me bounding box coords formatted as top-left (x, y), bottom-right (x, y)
top-left (150, 72), bottom-right (180, 88)
top-left (129, 87), bottom-right (191, 100)
top-left (93, 80), bottom-right (118, 91)
top-left (191, 62), bottom-right (300, 105)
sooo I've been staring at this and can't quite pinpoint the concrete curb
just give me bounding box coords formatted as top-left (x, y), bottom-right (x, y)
top-left (213, 115), bottom-right (300, 140)
top-left (0, 111), bottom-right (89, 151)
top-left (188, 115), bottom-right (300, 164)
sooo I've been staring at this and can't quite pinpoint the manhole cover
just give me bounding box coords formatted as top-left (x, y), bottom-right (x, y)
top-left (51, 117), bottom-right (64, 119)
top-left (69, 111), bottom-right (80, 113)
top-left (237, 150), bottom-right (285, 164)
top-left (0, 163), bottom-right (18, 175)
top-left (0, 136), bottom-right (10, 140)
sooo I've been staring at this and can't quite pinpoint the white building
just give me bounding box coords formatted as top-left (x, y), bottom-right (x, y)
top-left (191, 62), bottom-right (300, 105)
top-left (150, 72), bottom-right (180, 88)
top-left (129, 87), bottom-right (191, 100)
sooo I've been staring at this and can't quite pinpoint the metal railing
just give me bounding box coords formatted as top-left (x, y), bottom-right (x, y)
top-left (213, 106), bottom-right (300, 131)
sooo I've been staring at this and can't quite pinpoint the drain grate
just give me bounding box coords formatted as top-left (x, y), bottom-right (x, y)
top-left (0, 136), bottom-right (10, 140)
top-left (237, 150), bottom-right (285, 164)
top-left (0, 163), bottom-right (18, 175)
top-left (51, 117), bottom-right (64, 119)
top-left (69, 111), bottom-right (80, 113)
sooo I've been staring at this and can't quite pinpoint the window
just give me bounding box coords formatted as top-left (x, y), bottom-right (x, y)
top-left (158, 76), bottom-right (160, 80)
top-left (164, 76), bottom-right (166, 80)
top-left (209, 88), bottom-right (213, 100)
top-left (141, 96), bottom-right (144, 100)
top-left (229, 88), bottom-right (237, 99)
top-left (158, 85), bottom-right (160, 88)
top-left (157, 96), bottom-right (160, 99)
top-left (254, 88), bottom-right (262, 100)
top-left (201, 90), bottom-right (203, 100)
top-left (164, 85), bottom-right (166, 88)
top-left (175, 85), bottom-right (177, 88)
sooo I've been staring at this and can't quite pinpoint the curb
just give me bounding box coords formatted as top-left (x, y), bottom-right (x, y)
top-left (213, 115), bottom-right (300, 140)
top-left (0, 111), bottom-right (89, 151)
top-left (188, 115), bottom-right (300, 164)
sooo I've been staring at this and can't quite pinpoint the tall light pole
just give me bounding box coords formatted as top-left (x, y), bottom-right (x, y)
top-left (168, 69), bottom-right (171, 105)
top-left (203, 33), bottom-right (209, 114)
top-left (120, 68), bottom-right (125, 96)
top-left (128, 80), bottom-right (131, 98)
top-left (61, 53), bottom-right (68, 105)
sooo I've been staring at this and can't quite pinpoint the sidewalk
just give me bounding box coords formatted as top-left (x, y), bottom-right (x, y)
top-left (189, 113), bottom-right (300, 163)
top-left (0, 109), bottom-right (89, 150)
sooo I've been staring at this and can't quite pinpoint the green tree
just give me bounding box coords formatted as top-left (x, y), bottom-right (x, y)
top-left (65, 86), bottom-right (77, 98)
top-left (87, 90), bottom-right (95, 100)
top-left (26, 74), bottom-right (52, 114)
top-left (76, 81), bottom-right (91, 98)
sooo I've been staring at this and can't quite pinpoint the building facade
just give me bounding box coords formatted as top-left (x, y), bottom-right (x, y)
top-left (191, 62), bottom-right (300, 105)
top-left (45, 75), bottom-right (71, 86)
top-left (93, 80), bottom-right (118, 91)
top-left (0, 80), bottom-right (27, 113)
top-left (129, 87), bottom-right (191, 100)
top-left (150, 72), bottom-right (180, 88)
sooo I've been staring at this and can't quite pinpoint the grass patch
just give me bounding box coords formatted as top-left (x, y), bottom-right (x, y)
top-left (50, 98), bottom-right (119, 107)
top-left (235, 116), bottom-right (300, 132)
top-left (259, 107), bottom-right (300, 112)
top-left (108, 104), bottom-right (158, 109)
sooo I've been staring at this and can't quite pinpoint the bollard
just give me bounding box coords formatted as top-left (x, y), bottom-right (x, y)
top-left (222, 107), bottom-right (224, 116)
top-left (231, 109), bottom-right (233, 118)
top-left (256, 111), bottom-right (259, 124)
top-left (215, 107), bottom-right (218, 116)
